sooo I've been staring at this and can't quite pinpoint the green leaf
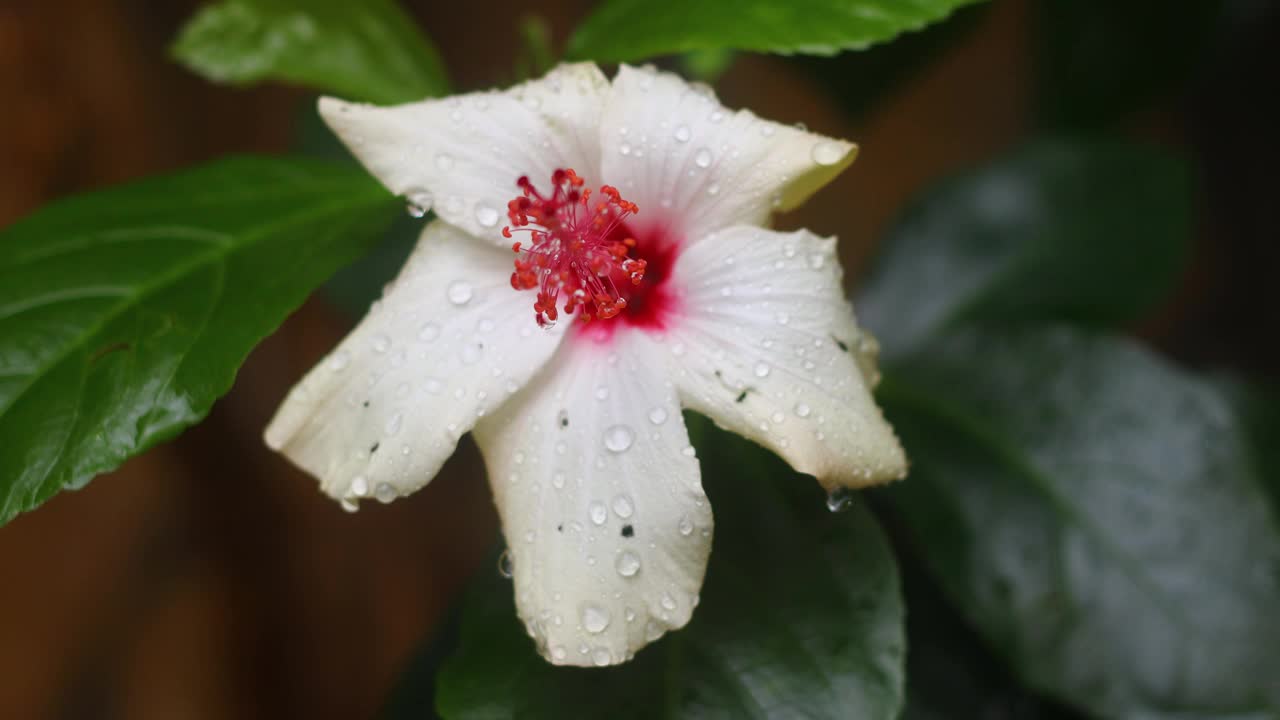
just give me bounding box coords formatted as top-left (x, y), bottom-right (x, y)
top-left (879, 327), bottom-right (1280, 719)
top-left (172, 0), bottom-right (448, 104)
top-left (0, 156), bottom-right (398, 525)
top-left (856, 140), bottom-right (1192, 358)
top-left (432, 418), bottom-right (905, 719)
top-left (566, 0), bottom-right (987, 63)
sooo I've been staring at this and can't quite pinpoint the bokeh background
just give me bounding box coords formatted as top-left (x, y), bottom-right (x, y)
top-left (1, 0), bottom-right (1276, 717)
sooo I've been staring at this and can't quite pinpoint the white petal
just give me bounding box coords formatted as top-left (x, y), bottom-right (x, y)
top-left (319, 63), bottom-right (610, 244)
top-left (265, 221), bottom-right (565, 507)
top-left (666, 225), bottom-right (906, 489)
top-left (473, 331), bottom-right (711, 666)
top-left (599, 64), bottom-right (857, 240)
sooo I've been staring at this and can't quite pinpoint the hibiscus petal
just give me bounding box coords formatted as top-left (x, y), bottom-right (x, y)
top-left (599, 64), bottom-right (857, 241)
top-left (666, 225), bottom-right (906, 489)
top-left (473, 331), bottom-right (711, 666)
top-left (318, 62), bottom-right (609, 245)
top-left (265, 221), bottom-right (565, 507)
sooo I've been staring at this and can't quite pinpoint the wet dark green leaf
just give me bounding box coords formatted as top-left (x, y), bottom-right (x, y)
top-left (881, 327), bottom-right (1280, 719)
top-left (857, 140), bottom-right (1192, 358)
top-left (0, 156), bottom-right (397, 525)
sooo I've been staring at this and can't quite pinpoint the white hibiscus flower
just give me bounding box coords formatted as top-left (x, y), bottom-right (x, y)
top-left (265, 63), bottom-right (907, 667)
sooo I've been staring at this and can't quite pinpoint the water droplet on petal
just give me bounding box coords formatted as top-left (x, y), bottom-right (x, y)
top-left (674, 125), bottom-right (691, 143)
top-left (678, 515), bottom-right (694, 536)
top-left (372, 334), bottom-right (391, 353)
top-left (351, 475), bottom-right (368, 497)
top-left (754, 362), bottom-right (771, 378)
top-left (660, 593), bottom-right (677, 611)
top-left (645, 621), bottom-right (663, 641)
top-left (592, 647), bottom-right (612, 666)
top-left (418, 322), bottom-right (440, 342)
top-left (498, 549), bottom-right (514, 578)
top-left (647, 407), bottom-right (668, 425)
top-left (794, 402), bottom-right (812, 418)
top-left (551, 645), bottom-right (567, 661)
top-left (615, 551), bottom-right (641, 577)
top-left (447, 281), bottom-right (473, 305)
top-left (612, 494), bottom-right (634, 518)
top-left (589, 502), bottom-right (608, 525)
top-left (582, 605), bottom-right (611, 633)
top-left (693, 148), bottom-right (713, 168)
top-left (811, 141), bottom-right (845, 166)
top-left (603, 424), bottom-right (635, 453)
top-left (475, 204), bottom-right (500, 227)
top-left (328, 351), bottom-right (350, 371)
top-left (405, 190), bottom-right (432, 218)
top-left (374, 482), bottom-right (396, 503)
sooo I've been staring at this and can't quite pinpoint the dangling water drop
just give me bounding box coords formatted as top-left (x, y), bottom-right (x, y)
top-left (497, 549), bottom-right (514, 578)
top-left (826, 487), bottom-right (853, 513)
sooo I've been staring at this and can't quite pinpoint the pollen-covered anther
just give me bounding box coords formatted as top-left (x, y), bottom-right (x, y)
top-left (502, 168), bottom-right (645, 327)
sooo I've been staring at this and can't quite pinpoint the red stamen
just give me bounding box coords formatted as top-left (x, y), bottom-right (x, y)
top-left (502, 168), bottom-right (646, 328)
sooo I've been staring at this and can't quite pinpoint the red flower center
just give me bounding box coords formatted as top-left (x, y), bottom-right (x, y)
top-left (504, 169), bottom-right (648, 328)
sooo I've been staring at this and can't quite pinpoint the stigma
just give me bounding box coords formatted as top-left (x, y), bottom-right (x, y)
top-left (504, 169), bottom-right (647, 328)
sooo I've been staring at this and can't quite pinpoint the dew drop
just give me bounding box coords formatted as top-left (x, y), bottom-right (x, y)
top-left (497, 549), bottom-right (514, 578)
top-left (615, 551), bottom-right (641, 577)
top-left (647, 406), bottom-right (668, 425)
top-left (811, 141), bottom-right (845, 166)
top-left (660, 593), bottom-right (677, 611)
top-left (475, 204), bottom-right (500, 227)
top-left (674, 125), bottom-right (691, 143)
top-left (645, 621), bottom-right (663, 641)
top-left (328, 351), bottom-right (350, 371)
top-left (612, 494), bottom-right (634, 518)
top-left (589, 501), bottom-right (608, 525)
top-left (826, 487), bottom-right (853, 513)
top-left (678, 515), bottom-right (694, 536)
top-left (794, 402), bottom-right (812, 418)
top-left (372, 333), bottom-right (391, 353)
top-left (351, 475), bottom-right (369, 497)
top-left (447, 281), bottom-right (473, 305)
top-left (551, 645), bottom-right (567, 661)
top-left (594, 385), bottom-right (610, 401)
top-left (592, 648), bottom-right (612, 666)
top-left (754, 362), bottom-right (771, 378)
top-left (405, 190), bottom-right (432, 218)
top-left (582, 604), bottom-right (611, 633)
top-left (374, 482), bottom-right (396, 503)
top-left (418, 322), bottom-right (440, 342)
top-left (707, 183), bottom-right (720, 196)
top-left (693, 148), bottom-right (713, 168)
top-left (603, 424), bottom-right (635, 453)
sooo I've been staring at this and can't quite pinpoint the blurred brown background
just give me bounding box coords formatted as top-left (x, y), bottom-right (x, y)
top-left (0, 0), bottom-right (1274, 717)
